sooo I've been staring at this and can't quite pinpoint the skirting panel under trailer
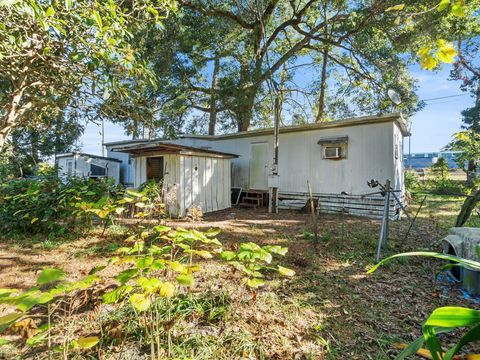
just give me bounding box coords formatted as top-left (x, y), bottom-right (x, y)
top-left (278, 192), bottom-right (404, 220)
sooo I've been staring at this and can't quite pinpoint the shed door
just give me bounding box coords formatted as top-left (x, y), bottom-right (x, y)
top-left (249, 143), bottom-right (269, 190)
top-left (147, 157), bottom-right (164, 182)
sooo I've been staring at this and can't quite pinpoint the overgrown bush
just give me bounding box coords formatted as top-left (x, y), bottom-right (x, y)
top-left (0, 176), bottom-right (118, 236)
top-left (404, 171), bottom-right (421, 193)
top-left (427, 178), bottom-right (466, 195)
top-left (431, 157), bottom-right (450, 181)
top-left (36, 162), bottom-right (57, 177)
top-left (0, 175), bottom-right (169, 237)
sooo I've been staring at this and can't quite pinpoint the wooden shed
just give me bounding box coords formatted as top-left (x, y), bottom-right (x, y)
top-left (112, 142), bottom-right (238, 217)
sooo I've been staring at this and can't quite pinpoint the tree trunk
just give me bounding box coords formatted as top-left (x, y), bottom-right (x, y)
top-left (235, 83), bottom-right (257, 132)
top-left (466, 83), bottom-right (480, 186)
top-left (467, 159), bottom-right (477, 186)
top-left (456, 187), bottom-right (480, 227)
top-left (208, 55), bottom-right (220, 135)
top-left (234, 58), bottom-right (262, 132)
top-left (315, 49), bottom-right (329, 123)
top-left (0, 76), bottom-right (27, 152)
top-left (236, 106), bottom-right (253, 132)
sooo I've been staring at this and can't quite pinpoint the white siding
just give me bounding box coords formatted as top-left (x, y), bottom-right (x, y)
top-left (57, 154), bottom-right (120, 184)
top-left (105, 148), bottom-right (134, 185)
top-left (393, 123), bottom-right (405, 194)
top-left (179, 155), bottom-right (231, 217)
top-left (170, 121), bottom-right (402, 196)
top-left (132, 154), bottom-right (231, 217)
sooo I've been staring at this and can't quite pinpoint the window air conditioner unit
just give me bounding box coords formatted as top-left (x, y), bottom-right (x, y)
top-left (324, 147), bottom-right (341, 159)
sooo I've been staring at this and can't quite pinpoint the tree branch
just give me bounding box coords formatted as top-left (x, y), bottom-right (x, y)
top-left (178, 0), bottom-right (255, 29)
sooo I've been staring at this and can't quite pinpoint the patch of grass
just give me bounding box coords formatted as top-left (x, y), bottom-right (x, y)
top-left (319, 337), bottom-right (341, 360)
top-left (72, 241), bottom-right (121, 257)
top-left (39, 238), bottom-right (63, 250)
top-left (277, 233), bottom-right (293, 241)
top-left (302, 228), bottom-right (315, 240)
top-left (320, 231), bottom-right (332, 242)
top-left (3, 230), bottom-right (79, 250)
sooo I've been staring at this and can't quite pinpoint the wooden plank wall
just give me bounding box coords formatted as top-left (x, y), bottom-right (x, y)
top-left (278, 192), bottom-right (403, 220)
top-left (179, 156), bottom-right (232, 217)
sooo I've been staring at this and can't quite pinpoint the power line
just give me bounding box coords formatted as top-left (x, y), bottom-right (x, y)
top-left (422, 93), bottom-right (469, 102)
top-left (424, 98), bottom-right (467, 106)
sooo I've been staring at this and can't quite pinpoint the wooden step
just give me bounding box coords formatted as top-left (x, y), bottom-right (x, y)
top-left (243, 197), bottom-right (262, 202)
top-left (239, 202), bottom-right (258, 208)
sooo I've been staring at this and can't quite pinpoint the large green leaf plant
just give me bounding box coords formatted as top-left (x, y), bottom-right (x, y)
top-left (369, 251), bottom-right (480, 359)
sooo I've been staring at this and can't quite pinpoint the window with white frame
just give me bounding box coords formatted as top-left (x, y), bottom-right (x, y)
top-left (318, 136), bottom-right (348, 160)
top-left (324, 146), bottom-right (343, 159)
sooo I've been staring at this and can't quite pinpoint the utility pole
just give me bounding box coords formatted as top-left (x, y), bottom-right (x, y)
top-left (409, 134), bottom-right (412, 170)
top-left (101, 118), bottom-right (105, 157)
top-left (269, 96), bottom-right (280, 213)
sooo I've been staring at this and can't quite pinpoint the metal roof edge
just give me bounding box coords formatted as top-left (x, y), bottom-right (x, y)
top-left (103, 138), bottom-right (164, 147)
top-left (112, 141), bottom-right (239, 158)
top-left (56, 152), bottom-right (122, 162)
top-left (180, 113), bottom-right (407, 140)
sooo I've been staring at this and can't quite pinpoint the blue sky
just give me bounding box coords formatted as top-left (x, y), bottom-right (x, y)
top-left (79, 63), bottom-right (475, 155)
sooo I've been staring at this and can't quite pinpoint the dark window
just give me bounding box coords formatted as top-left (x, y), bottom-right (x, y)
top-left (91, 164), bottom-right (106, 176)
top-left (67, 161), bottom-right (73, 174)
top-left (147, 157), bottom-right (164, 181)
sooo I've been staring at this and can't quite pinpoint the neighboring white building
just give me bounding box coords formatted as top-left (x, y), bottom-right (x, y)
top-left (106, 113), bottom-right (409, 218)
top-left (109, 142), bottom-right (237, 217)
top-left (56, 152), bottom-right (121, 184)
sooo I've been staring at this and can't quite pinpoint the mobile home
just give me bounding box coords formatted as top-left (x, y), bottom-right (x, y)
top-left (56, 152), bottom-right (121, 184)
top-left (106, 113), bottom-right (409, 218)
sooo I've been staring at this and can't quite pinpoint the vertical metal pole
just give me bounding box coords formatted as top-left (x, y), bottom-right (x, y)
top-left (376, 206), bottom-right (386, 263)
top-left (270, 97), bottom-right (280, 213)
top-left (101, 118), bottom-right (106, 157)
top-left (383, 180), bottom-right (391, 245)
top-left (307, 180), bottom-right (318, 242)
top-left (408, 135), bottom-right (412, 170)
top-left (376, 180), bottom-right (391, 262)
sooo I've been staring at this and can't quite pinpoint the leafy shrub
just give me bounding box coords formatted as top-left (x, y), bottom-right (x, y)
top-left (0, 227), bottom-right (295, 358)
top-left (427, 178), bottom-right (466, 195)
top-left (0, 176), bottom-right (118, 236)
top-left (404, 171), bottom-right (421, 193)
top-left (36, 163), bottom-right (57, 177)
top-left (0, 153), bottom-right (19, 181)
top-left (369, 251), bottom-right (480, 359)
top-left (0, 175), bottom-right (169, 237)
top-left (431, 157), bottom-right (450, 181)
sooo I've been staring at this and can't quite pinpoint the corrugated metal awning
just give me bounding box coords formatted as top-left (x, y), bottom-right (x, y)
top-left (112, 142), bottom-right (239, 158)
top-left (317, 136), bottom-right (349, 145)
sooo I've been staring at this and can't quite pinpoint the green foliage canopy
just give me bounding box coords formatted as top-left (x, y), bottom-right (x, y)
top-left (0, 0), bottom-right (176, 151)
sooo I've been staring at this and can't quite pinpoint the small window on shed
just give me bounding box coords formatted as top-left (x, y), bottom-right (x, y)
top-left (90, 164), bottom-right (107, 177)
top-left (66, 160), bottom-right (73, 174)
top-left (147, 157), bottom-right (164, 181)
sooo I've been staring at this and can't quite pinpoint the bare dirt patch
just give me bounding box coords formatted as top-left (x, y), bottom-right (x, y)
top-left (0, 207), bottom-right (478, 359)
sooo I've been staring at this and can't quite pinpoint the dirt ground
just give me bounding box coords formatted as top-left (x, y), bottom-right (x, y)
top-left (1, 206), bottom-right (479, 359)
